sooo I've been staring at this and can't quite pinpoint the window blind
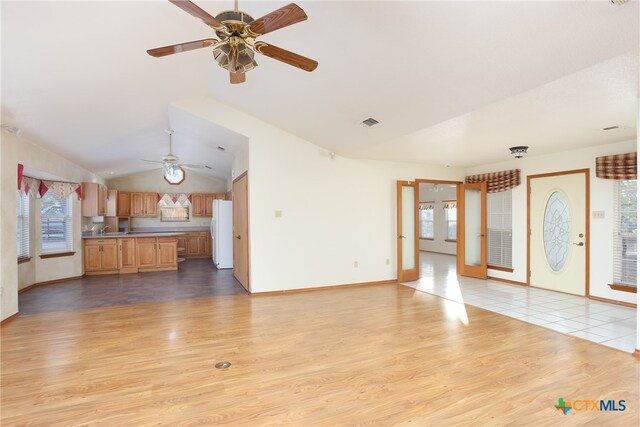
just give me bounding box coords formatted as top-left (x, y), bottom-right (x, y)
top-left (17, 191), bottom-right (29, 258)
top-left (613, 179), bottom-right (637, 287)
top-left (487, 190), bottom-right (512, 268)
top-left (41, 192), bottom-right (73, 253)
top-left (445, 203), bottom-right (457, 241)
top-left (419, 202), bottom-right (435, 238)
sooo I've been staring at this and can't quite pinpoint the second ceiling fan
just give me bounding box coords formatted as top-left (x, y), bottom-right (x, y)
top-left (147, 0), bottom-right (318, 84)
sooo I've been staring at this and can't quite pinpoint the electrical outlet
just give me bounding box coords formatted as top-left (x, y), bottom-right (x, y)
top-left (592, 210), bottom-right (605, 219)
top-left (354, 261), bottom-right (358, 268)
top-left (386, 258), bottom-right (390, 265)
top-left (275, 210), bottom-right (283, 218)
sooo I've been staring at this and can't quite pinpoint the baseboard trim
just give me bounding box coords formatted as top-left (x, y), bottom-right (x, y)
top-left (18, 275), bottom-right (84, 294)
top-left (588, 295), bottom-right (637, 309)
top-left (1, 312), bottom-right (20, 325)
top-left (487, 276), bottom-right (527, 287)
top-left (251, 279), bottom-right (397, 296)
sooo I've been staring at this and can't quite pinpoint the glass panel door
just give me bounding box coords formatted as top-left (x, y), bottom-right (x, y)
top-left (459, 182), bottom-right (487, 278)
top-left (397, 181), bottom-right (418, 282)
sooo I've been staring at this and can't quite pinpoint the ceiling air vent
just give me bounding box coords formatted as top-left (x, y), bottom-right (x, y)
top-left (362, 117), bottom-right (379, 127)
top-left (603, 126), bottom-right (619, 131)
top-left (611, 0), bottom-right (630, 5)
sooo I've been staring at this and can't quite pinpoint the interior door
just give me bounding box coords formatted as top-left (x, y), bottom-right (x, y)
top-left (397, 180), bottom-right (419, 282)
top-left (529, 170), bottom-right (588, 295)
top-left (233, 172), bottom-right (250, 291)
top-left (458, 182), bottom-right (487, 278)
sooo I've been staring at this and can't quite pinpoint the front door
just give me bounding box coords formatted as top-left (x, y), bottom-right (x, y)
top-left (529, 170), bottom-right (588, 295)
top-left (458, 182), bottom-right (488, 279)
top-left (397, 180), bottom-right (419, 282)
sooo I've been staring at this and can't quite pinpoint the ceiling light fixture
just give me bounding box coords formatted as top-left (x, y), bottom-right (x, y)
top-left (509, 146), bottom-right (528, 159)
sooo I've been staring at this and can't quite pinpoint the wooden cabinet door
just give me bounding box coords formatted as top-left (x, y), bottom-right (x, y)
top-left (106, 190), bottom-right (118, 216)
top-left (204, 194), bottom-right (215, 216)
top-left (185, 235), bottom-right (200, 256)
top-left (204, 234), bottom-right (212, 256)
top-left (131, 193), bottom-right (145, 217)
top-left (136, 238), bottom-right (157, 268)
top-left (117, 192), bottom-right (131, 217)
top-left (144, 193), bottom-right (157, 217)
top-left (84, 243), bottom-right (102, 271)
top-left (214, 193), bottom-right (225, 200)
top-left (157, 238), bottom-right (177, 267)
top-left (192, 194), bottom-right (204, 216)
top-left (118, 238), bottom-right (136, 269)
top-left (98, 185), bottom-right (107, 216)
top-left (176, 237), bottom-right (187, 251)
top-left (101, 243), bottom-right (118, 270)
top-left (81, 183), bottom-right (99, 217)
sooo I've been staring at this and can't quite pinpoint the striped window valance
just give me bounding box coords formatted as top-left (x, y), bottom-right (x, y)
top-left (596, 152), bottom-right (637, 180)
top-left (465, 169), bottom-right (520, 193)
top-left (443, 200), bottom-right (457, 209)
top-left (419, 201), bottom-right (435, 210)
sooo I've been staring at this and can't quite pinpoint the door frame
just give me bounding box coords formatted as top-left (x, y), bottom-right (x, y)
top-left (414, 179), bottom-right (463, 276)
top-left (526, 168), bottom-right (590, 295)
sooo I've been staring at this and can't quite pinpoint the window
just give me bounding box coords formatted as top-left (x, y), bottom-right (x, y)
top-left (445, 201), bottom-right (457, 241)
top-left (487, 190), bottom-right (512, 269)
top-left (41, 192), bottom-right (73, 253)
top-left (17, 191), bottom-right (29, 259)
top-left (419, 202), bottom-right (434, 239)
top-left (613, 179), bottom-right (637, 288)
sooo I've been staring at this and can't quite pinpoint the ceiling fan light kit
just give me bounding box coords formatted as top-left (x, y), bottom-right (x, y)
top-left (148, 1), bottom-right (318, 84)
top-left (509, 146), bottom-right (529, 159)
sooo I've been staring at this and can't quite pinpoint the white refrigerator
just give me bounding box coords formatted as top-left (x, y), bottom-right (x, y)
top-left (210, 200), bottom-right (233, 269)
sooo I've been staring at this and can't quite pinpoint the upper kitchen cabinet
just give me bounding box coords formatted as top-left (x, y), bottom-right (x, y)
top-left (204, 194), bottom-right (215, 216)
top-left (81, 183), bottom-right (108, 217)
top-left (131, 192), bottom-right (158, 217)
top-left (106, 190), bottom-right (118, 216)
top-left (117, 191), bottom-right (131, 217)
top-left (191, 193), bottom-right (205, 216)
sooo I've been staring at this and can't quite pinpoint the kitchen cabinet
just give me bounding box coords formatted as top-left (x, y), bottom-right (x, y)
top-left (205, 194), bottom-right (215, 216)
top-left (84, 239), bottom-right (118, 273)
top-left (192, 193), bottom-right (205, 216)
top-left (81, 182), bottom-right (108, 217)
top-left (106, 190), bottom-right (118, 216)
top-left (131, 192), bottom-right (158, 217)
top-left (157, 238), bottom-right (177, 267)
top-left (183, 232), bottom-right (212, 258)
top-left (117, 191), bottom-right (131, 217)
top-left (136, 237), bottom-right (177, 271)
top-left (136, 237), bottom-right (157, 268)
top-left (118, 238), bottom-right (136, 273)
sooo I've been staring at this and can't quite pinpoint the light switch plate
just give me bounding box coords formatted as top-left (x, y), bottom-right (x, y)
top-left (275, 210), bottom-right (282, 218)
top-left (592, 210), bottom-right (605, 219)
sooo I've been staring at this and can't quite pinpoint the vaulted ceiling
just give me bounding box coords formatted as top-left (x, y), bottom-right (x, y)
top-left (2, 1), bottom-right (638, 179)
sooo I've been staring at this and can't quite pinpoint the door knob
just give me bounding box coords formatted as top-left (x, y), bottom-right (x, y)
top-left (573, 242), bottom-right (584, 246)
top-left (398, 235), bottom-right (406, 239)
top-left (235, 235), bottom-right (241, 240)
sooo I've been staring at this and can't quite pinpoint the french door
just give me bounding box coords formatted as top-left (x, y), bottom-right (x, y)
top-left (458, 182), bottom-right (488, 279)
top-left (397, 180), bottom-right (419, 282)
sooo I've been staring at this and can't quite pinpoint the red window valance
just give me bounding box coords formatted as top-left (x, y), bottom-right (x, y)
top-left (465, 169), bottom-right (520, 193)
top-left (596, 152), bottom-right (637, 180)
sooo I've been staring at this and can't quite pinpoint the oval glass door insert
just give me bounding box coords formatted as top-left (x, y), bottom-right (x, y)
top-left (543, 191), bottom-right (571, 272)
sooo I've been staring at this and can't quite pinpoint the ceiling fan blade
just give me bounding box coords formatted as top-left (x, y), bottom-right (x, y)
top-left (230, 71), bottom-right (246, 84)
top-left (246, 3), bottom-right (307, 37)
top-left (141, 159), bottom-right (164, 164)
top-left (168, 0), bottom-right (227, 31)
top-left (182, 164), bottom-right (212, 170)
top-left (147, 38), bottom-right (219, 57)
top-left (254, 42), bottom-right (318, 72)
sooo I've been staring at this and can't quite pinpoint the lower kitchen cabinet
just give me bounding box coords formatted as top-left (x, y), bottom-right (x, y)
top-left (84, 239), bottom-right (118, 274)
top-left (183, 232), bottom-right (212, 258)
top-left (84, 236), bottom-right (177, 275)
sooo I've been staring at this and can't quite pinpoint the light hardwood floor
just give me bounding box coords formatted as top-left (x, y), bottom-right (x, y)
top-left (2, 284), bottom-right (638, 425)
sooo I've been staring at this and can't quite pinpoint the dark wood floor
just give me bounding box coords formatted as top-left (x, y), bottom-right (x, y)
top-left (18, 259), bottom-right (247, 315)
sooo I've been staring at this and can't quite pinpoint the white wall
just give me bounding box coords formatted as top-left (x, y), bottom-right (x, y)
top-left (419, 184), bottom-right (457, 255)
top-left (466, 139), bottom-right (637, 305)
top-left (107, 168), bottom-right (227, 229)
top-left (172, 97), bottom-right (466, 292)
top-left (1, 132), bottom-right (103, 320)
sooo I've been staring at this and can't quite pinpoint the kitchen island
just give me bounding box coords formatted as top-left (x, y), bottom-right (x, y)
top-left (82, 232), bottom-right (184, 275)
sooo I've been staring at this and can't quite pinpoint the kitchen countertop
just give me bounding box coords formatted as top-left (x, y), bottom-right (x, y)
top-left (82, 232), bottom-right (185, 239)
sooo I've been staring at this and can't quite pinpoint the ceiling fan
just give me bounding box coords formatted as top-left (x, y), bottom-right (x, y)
top-left (141, 130), bottom-right (212, 172)
top-left (147, 0), bottom-right (318, 84)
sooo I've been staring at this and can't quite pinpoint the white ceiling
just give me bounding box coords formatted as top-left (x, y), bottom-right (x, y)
top-left (2, 1), bottom-right (638, 179)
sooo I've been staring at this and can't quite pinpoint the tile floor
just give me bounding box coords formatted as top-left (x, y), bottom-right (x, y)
top-left (402, 252), bottom-right (638, 353)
